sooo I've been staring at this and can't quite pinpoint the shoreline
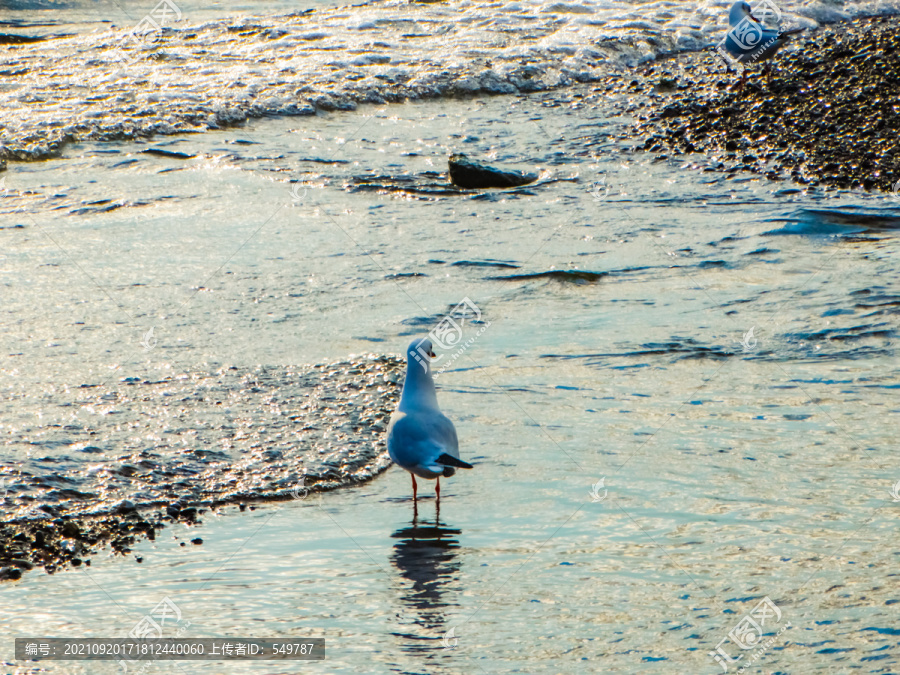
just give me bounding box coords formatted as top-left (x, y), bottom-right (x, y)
top-left (0, 356), bottom-right (403, 581)
top-left (1, 26), bottom-right (899, 668)
top-left (2, 3), bottom-right (895, 169)
top-left (2, 11), bottom-right (899, 584)
top-left (2, 14), bottom-right (897, 194)
top-left (0, 473), bottom-right (393, 581)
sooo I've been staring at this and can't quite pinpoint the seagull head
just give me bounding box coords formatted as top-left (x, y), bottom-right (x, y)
top-left (412, 337), bottom-right (436, 357)
top-left (407, 338), bottom-right (436, 372)
top-left (729, 0), bottom-right (756, 25)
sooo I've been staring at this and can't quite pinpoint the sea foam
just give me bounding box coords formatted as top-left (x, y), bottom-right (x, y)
top-left (0, 0), bottom-right (898, 162)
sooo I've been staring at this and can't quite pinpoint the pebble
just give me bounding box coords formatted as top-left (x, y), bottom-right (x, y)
top-left (115, 500), bottom-right (137, 514)
top-left (0, 567), bottom-right (22, 581)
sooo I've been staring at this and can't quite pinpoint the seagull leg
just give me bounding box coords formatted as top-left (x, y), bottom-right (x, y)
top-left (411, 474), bottom-right (417, 503)
top-left (436, 477), bottom-right (441, 502)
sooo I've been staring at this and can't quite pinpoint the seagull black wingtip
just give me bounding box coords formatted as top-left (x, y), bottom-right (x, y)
top-left (436, 453), bottom-right (473, 469)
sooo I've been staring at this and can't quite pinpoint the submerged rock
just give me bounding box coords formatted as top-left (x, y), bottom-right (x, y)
top-left (114, 500), bottom-right (137, 514)
top-left (140, 148), bottom-right (196, 160)
top-left (448, 154), bottom-right (538, 189)
top-left (488, 270), bottom-right (607, 283)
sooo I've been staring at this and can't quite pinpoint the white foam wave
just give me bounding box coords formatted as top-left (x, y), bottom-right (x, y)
top-left (1, 0), bottom-right (898, 160)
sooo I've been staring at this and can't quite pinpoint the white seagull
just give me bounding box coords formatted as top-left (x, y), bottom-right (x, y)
top-left (723, 0), bottom-right (803, 78)
top-left (387, 337), bottom-right (472, 505)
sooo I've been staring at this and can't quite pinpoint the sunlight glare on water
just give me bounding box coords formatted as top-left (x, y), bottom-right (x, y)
top-left (1, 48), bottom-right (899, 675)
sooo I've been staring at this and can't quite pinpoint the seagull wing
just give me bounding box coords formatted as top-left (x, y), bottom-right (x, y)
top-left (387, 409), bottom-right (460, 477)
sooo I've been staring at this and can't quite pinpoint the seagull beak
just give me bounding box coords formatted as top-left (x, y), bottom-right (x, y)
top-left (428, 350), bottom-right (436, 358)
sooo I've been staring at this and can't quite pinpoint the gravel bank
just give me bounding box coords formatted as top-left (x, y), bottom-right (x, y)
top-left (627, 15), bottom-right (900, 192)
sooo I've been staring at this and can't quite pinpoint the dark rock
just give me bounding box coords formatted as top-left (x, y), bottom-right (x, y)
top-left (488, 270), bottom-right (606, 283)
top-left (191, 538), bottom-right (203, 545)
top-left (0, 34), bottom-right (46, 45)
top-left (448, 154), bottom-right (538, 189)
top-left (8, 559), bottom-right (34, 570)
top-left (61, 521), bottom-right (81, 538)
top-left (140, 148), bottom-right (196, 160)
top-left (115, 499), bottom-right (137, 514)
top-left (656, 78), bottom-right (677, 92)
top-left (660, 104), bottom-right (683, 118)
top-left (0, 566), bottom-right (22, 581)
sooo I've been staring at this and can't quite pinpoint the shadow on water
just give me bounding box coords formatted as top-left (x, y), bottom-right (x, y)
top-left (389, 512), bottom-right (463, 654)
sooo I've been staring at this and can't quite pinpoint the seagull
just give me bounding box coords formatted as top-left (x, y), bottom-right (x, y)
top-left (722, 1), bottom-right (803, 85)
top-left (387, 337), bottom-right (472, 507)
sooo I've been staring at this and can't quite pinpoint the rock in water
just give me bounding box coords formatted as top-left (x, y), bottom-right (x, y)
top-left (448, 154), bottom-right (538, 189)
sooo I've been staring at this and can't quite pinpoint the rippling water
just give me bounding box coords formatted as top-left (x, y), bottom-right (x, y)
top-left (2, 86), bottom-right (899, 673)
top-left (2, 2), bottom-right (900, 673)
top-left (0, 357), bottom-right (406, 521)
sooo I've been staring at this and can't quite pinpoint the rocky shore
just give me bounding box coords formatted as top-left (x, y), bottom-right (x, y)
top-left (623, 15), bottom-right (899, 193)
top-left (0, 494), bottom-right (313, 581)
top-left (1, 503), bottom-right (188, 580)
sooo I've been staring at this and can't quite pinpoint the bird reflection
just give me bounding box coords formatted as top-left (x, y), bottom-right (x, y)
top-left (389, 512), bottom-right (462, 651)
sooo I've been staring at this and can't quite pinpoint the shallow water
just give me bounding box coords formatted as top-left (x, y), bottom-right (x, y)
top-left (2, 83), bottom-right (900, 673)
